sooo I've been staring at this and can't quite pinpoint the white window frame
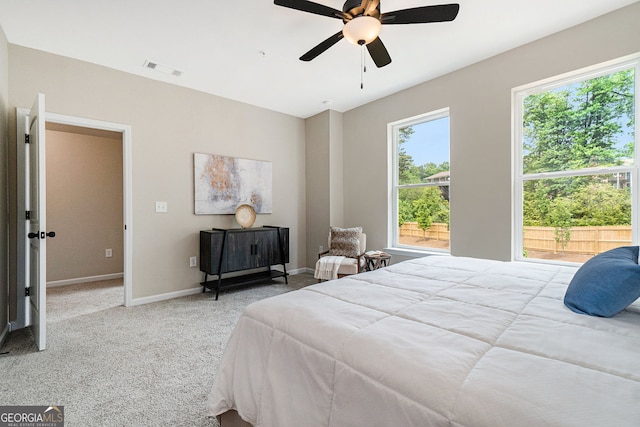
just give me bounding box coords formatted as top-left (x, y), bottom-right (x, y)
top-left (512, 54), bottom-right (640, 264)
top-left (388, 107), bottom-right (450, 255)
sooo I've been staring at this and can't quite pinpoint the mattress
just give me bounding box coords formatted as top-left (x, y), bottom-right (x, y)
top-left (207, 255), bottom-right (640, 426)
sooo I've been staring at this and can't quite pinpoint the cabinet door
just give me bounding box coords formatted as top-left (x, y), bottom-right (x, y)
top-left (276, 228), bottom-right (289, 264)
top-left (262, 228), bottom-right (286, 265)
top-left (200, 230), bottom-right (226, 274)
top-left (225, 231), bottom-right (256, 272)
top-left (256, 228), bottom-right (290, 266)
top-left (253, 229), bottom-right (275, 268)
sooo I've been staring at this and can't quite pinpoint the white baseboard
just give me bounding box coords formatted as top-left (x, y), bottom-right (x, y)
top-left (130, 287), bottom-right (203, 306)
top-left (47, 273), bottom-right (124, 288)
top-left (9, 320), bottom-right (26, 332)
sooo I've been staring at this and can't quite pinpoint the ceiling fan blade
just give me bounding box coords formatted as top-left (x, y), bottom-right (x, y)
top-left (366, 37), bottom-right (392, 68)
top-left (274, 0), bottom-right (350, 20)
top-left (381, 4), bottom-right (460, 24)
top-left (300, 31), bottom-right (345, 62)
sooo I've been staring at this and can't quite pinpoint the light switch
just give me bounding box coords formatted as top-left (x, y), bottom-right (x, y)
top-left (155, 201), bottom-right (168, 213)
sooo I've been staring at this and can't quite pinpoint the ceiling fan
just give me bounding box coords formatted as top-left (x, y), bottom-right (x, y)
top-left (274, 0), bottom-right (460, 68)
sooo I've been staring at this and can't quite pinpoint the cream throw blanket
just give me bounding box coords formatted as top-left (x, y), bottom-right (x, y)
top-left (314, 256), bottom-right (345, 281)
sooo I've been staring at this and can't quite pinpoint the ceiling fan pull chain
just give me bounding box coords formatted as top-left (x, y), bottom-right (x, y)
top-left (360, 42), bottom-right (366, 89)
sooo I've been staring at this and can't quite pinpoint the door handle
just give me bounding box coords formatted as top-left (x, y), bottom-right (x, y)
top-left (29, 231), bottom-right (56, 239)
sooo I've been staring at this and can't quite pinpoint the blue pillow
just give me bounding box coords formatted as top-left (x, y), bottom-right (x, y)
top-left (564, 246), bottom-right (640, 317)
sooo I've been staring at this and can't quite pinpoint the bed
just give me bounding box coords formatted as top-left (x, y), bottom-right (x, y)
top-left (206, 254), bottom-right (640, 426)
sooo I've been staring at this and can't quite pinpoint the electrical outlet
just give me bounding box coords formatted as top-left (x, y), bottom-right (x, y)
top-left (319, 245), bottom-right (324, 253)
top-left (189, 256), bottom-right (197, 268)
top-left (106, 248), bottom-right (113, 258)
top-left (155, 201), bottom-right (168, 213)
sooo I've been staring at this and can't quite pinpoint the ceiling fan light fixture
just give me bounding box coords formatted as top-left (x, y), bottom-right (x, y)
top-left (343, 16), bottom-right (381, 45)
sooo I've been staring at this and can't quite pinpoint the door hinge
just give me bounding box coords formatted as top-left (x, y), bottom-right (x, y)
top-left (25, 287), bottom-right (30, 297)
top-left (26, 210), bottom-right (31, 220)
top-left (25, 134), bottom-right (30, 144)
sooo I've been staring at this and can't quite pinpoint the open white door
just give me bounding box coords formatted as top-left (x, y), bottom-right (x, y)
top-left (26, 93), bottom-right (51, 351)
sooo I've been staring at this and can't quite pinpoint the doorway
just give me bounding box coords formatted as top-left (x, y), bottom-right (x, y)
top-left (14, 108), bottom-right (133, 335)
top-left (45, 112), bottom-right (133, 308)
top-left (45, 122), bottom-right (124, 318)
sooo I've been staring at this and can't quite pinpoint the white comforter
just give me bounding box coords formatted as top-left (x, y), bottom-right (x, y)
top-left (207, 256), bottom-right (640, 426)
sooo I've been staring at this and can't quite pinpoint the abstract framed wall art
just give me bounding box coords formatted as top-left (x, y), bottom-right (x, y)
top-left (194, 153), bottom-right (272, 214)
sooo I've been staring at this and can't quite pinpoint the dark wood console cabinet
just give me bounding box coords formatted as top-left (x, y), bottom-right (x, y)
top-left (200, 226), bottom-right (289, 300)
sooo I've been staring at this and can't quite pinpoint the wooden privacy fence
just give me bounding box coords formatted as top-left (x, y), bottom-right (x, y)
top-left (523, 225), bottom-right (631, 255)
top-left (399, 222), bottom-right (450, 241)
top-left (400, 222), bottom-right (631, 256)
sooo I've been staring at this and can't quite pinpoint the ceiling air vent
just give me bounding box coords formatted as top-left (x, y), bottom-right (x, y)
top-left (143, 60), bottom-right (183, 77)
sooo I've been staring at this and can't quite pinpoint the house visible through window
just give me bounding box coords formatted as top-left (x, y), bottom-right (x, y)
top-left (514, 56), bottom-right (638, 263)
top-left (389, 108), bottom-right (450, 252)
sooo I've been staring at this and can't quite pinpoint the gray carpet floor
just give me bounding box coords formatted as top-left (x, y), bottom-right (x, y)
top-left (0, 273), bottom-right (317, 426)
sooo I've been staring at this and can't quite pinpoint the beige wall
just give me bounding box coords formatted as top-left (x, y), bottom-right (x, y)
top-left (342, 3), bottom-right (640, 262)
top-left (329, 110), bottom-right (344, 228)
top-left (0, 26), bottom-right (8, 337)
top-left (305, 109), bottom-right (346, 267)
top-left (305, 111), bottom-right (331, 267)
top-left (45, 124), bottom-right (124, 282)
top-left (7, 45), bottom-right (306, 307)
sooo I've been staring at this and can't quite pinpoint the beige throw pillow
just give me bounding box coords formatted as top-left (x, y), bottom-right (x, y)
top-left (329, 226), bottom-right (362, 257)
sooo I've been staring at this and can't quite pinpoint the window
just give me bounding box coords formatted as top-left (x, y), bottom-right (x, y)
top-left (389, 108), bottom-right (450, 252)
top-left (514, 56), bottom-right (638, 263)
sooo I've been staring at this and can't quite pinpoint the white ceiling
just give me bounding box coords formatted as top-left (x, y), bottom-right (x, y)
top-left (0, 0), bottom-right (636, 118)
